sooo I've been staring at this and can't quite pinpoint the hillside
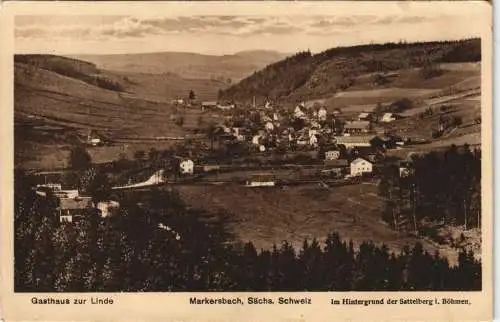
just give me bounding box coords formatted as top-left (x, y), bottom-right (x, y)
top-left (72, 50), bottom-right (288, 83)
top-left (14, 54), bottom-right (223, 169)
top-left (219, 38), bottom-right (481, 104)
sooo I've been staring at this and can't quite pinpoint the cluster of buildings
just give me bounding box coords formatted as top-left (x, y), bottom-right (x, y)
top-left (35, 183), bottom-right (119, 223)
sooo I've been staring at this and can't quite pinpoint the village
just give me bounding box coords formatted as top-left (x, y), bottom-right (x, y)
top-left (31, 95), bottom-right (423, 225)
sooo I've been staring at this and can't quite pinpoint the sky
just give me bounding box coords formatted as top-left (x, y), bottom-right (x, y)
top-left (14, 3), bottom-right (489, 56)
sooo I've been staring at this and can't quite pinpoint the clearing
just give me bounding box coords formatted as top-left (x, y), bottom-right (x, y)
top-left (177, 183), bottom-right (464, 265)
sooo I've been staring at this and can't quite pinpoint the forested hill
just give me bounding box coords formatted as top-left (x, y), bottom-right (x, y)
top-left (218, 38), bottom-right (481, 104)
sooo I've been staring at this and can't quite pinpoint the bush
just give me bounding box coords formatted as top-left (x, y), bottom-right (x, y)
top-left (68, 145), bottom-right (92, 170)
top-left (389, 98), bottom-right (414, 113)
top-left (372, 73), bottom-right (391, 86)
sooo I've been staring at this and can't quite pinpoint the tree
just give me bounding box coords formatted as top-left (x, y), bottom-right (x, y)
top-left (189, 90), bottom-right (196, 101)
top-left (69, 145), bottom-right (92, 170)
top-left (86, 171), bottom-right (112, 203)
top-left (175, 116), bottom-right (185, 127)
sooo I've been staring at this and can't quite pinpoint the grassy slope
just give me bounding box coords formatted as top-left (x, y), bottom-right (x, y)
top-left (177, 183), bottom-right (462, 265)
top-left (14, 55), bottom-right (224, 169)
top-left (114, 71), bottom-right (226, 103)
top-left (220, 39), bottom-right (481, 103)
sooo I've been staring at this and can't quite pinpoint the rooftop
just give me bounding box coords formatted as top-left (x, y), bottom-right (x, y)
top-left (59, 197), bottom-right (93, 210)
top-left (335, 135), bottom-right (376, 144)
top-left (344, 121), bottom-right (370, 129)
top-left (351, 157), bottom-right (372, 165)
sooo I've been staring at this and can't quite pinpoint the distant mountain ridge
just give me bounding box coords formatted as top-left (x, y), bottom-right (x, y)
top-left (218, 38), bottom-right (481, 104)
top-left (70, 50), bottom-right (288, 82)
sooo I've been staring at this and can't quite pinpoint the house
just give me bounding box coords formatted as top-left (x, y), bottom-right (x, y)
top-left (343, 121), bottom-right (371, 135)
top-left (381, 113), bottom-right (402, 123)
top-left (265, 121), bottom-right (275, 131)
top-left (399, 161), bottom-right (414, 178)
top-left (324, 159), bottom-right (348, 168)
top-left (35, 183), bottom-right (62, 197)
top-left (334, 135), bottom-right (376, 148)
top-left (171, 98), bottom-right (185, 105)
top-left (218, 103), bottom-right (235, 110)
top-left (309, 134), bottom-right (318, 147)
top-left (58, 196), bottom-right (94, 223)
top-left (325, 150), bottom-right (341, 161)
top-left (323, 159), bottom-right (349, 177)
top-left (297, 134), bottom-right (309, 146)
top-left (179, 159), bottom-right (194, 175)
top-left (245, 173), bottom-right (276, 187)
top-left (318, 107), bottom-right (327, 121)
top-left (308, 128), bottom-right (318, 138)
top-left (53, 189), bottom-right (79, 199)
top-left (202, 164), bottom-right (221, 172)
top-left (96, 200), bottom-right (120, 218)
top-left (294, 105), bottom-right (306, 118)
top-left (358, 112), bottom-right (373, 122)
top-left (231, 127), bottom-right (246, 141)
top-left (350, 158), bottom-right (373, 177)
top-left (86, 130), bottom-right (102, 147)
top-left (201, 101), bottom-right (218, 112)
top-left (252, 134), bottom-right (262, 146)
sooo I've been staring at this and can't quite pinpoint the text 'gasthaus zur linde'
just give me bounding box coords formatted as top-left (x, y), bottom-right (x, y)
top-left (31, 297), bottom-right (114, 305)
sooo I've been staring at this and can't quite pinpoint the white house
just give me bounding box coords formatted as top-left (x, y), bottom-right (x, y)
top-left (294, 105), bottom-right (306, 118)
top-left (252, 135), bottom-right (261, 146)
top-left (358, 112), bottom-right (372, 121)
top-left (245, 173), bottom-right (275, 187)
top-left (309, 134), bottom-right (318, 147)
top-left (180, 159), bottom-right (194, 175)
top-left (350, 158), bottom-right (373, 176)
top-left (297, 135), bottom-right (308, 146)
top-left (318, 107), bottom-right (327, 121)
top-left (381, 113), bottom-right (396, 123)
top-left (265, 121), bottom-right (275, 131)
top-left (97, 200), bottom-right (120, 218)
top-left (308, 128), bottom-right (318, 138)
top-left (325, 150), bottom-right (340, 161)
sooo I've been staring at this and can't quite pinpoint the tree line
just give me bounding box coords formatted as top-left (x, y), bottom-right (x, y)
top-left (219, 38), bottom-right (480, 103)
top-left (378, 144), bottom-right (481, 232)
top-left (14, 177), bottom-right (481, 292)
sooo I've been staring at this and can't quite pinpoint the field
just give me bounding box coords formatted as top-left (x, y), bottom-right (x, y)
top-left (111, 71), bottom-right (226, 103)
top-left (176, 183), bottom-right (463, 264)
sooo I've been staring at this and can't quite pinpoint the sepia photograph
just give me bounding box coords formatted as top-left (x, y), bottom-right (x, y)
top-left (11, 6), bottom-right (488, 293)
top-left (1, 2), bottom-right (493, 320)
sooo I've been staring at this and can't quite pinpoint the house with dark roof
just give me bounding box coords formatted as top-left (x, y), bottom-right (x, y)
top-left (201, 101), bottom-right (218, 112)
top-left (58, 196), bottom-right (94, 223)
top-left (335, 135), bottom-right (376, 148)
top-left (343, 121), bottom-right (371, 135)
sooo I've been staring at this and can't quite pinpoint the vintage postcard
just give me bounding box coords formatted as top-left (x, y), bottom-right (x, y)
top-left (0, 1), bottom-right (493, 321)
